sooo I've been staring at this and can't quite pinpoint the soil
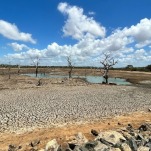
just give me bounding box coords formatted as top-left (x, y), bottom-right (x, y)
top-left (0, 111), bottom-right (151, 150)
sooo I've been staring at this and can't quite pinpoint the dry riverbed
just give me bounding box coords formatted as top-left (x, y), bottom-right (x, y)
top-left (0, 73), bottom-right (151, 150)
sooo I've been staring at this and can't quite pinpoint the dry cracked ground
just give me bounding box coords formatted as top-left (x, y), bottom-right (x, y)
top-left (0, 84), bottom-right (151, 133)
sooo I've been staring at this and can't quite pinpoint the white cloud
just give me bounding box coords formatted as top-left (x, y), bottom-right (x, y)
top-left (8, 42), bottom-right (29, 51)
top-left (3, 2), bottom-right (151, 67)
top-left (124, 18), bottom-right (151, 48)
top-left (88, 11), bottom-right (95, 15)
top-left (58, 2), bottom-right (106, 40)
top-left (0, 20), bottom-right (36, 44)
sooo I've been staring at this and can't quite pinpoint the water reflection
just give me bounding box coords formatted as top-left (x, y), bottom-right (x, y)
top-left (23, 74), bottom-right (131, 85)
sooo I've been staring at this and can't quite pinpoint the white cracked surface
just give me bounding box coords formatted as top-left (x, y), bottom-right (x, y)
top-left (0, 85), bottom-right (150, 133)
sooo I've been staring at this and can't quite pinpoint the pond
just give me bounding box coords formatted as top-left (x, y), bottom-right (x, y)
top-left (23, 73), bottom-right (131, 85)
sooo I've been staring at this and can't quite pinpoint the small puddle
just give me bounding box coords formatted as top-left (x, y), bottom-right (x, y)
top-left (23, 74), bottom-right (131, 85)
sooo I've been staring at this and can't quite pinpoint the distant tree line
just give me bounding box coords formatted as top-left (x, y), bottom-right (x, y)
top-left (0, 64), bottom-right (151, 72)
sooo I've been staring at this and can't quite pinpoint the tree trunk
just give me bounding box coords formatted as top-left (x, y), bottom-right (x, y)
top-left (35, 66), bottom-right (38, 77)
top-left (69, 67), bottom-right (73, 78)
top-left (8, 67), bottom-right (11, 79)
top-left (103, 69), bottom-right (108, 84)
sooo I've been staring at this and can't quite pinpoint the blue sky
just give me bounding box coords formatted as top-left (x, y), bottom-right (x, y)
top-left (0, 0), bottom-right (151, 67)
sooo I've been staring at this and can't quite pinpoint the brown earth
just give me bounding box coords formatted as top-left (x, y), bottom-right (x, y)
top-left (0, 111), bottom-right (150, 150)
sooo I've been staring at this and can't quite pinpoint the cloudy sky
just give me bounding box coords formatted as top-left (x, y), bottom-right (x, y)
top-left (0, 0), bottom-right (151, 67)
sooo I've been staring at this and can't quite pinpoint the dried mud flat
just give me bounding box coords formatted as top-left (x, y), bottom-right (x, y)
top-left (0, 83), bottom-right (151, 133)
top-left (0, 73), bottom-right (151, 150)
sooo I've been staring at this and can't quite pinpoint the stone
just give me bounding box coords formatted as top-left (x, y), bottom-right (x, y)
top-left (8, 144), bottom-right (18, 151)
top-left (109, 148), bottom-right (121, 151)
top-left (73, 146), bottom-right (88, 151)
top-left (85, 141), bottom-right (98, 148)
top-left (91, 129), bottom-right (99, 136)
top-left (120, 131), bottom-right (132, 140)
top-left (137, 146), bottom-right (150, 151)
top-left (8, 144), bottom-right (22, 151)
top-left (138, 124), bottom-right (148, 131)
top-left (68, 143), bottom-right (76, 150)
top-left (121, 143), bottom-right (132, 151)
top-left (145, 142), bottom-right (151, 149)
top-left (128, 138), bottom-right (137, 151)
top-left (148, 108), bottom-right (151, 112)
top-left (69, 132), bottom-right (88, 146)
top-left (94, 141), bottom-right (109, 151)
top-left (31, 139), bottom-right (40, 147)
top-left (45, 139), bottom-right (60, 151)
top-left (97, 131), bottom-right (126, 146)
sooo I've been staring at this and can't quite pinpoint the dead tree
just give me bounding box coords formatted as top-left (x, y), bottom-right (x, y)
top-left (17, 64), bottom-right (20, 75)
top-left (30, 56), bottom-right (40, 77)
top-left (67, 56), bottom-right (74, 78)
top-left (7, 61), bottom-right (11, 79)
top-left (100, 53), bottom-right (117, 84)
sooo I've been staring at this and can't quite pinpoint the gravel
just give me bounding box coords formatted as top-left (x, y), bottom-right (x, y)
top-left (0, 85), bottom-right (150, 133)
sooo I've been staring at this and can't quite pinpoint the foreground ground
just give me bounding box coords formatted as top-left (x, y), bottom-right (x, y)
top-left (0, 70), bottom-right (151, 150)
top-left (0, 112), bottom-right (151, 150)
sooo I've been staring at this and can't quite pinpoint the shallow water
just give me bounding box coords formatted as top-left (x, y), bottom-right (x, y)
top-left (23, 73), bottom-right (131, 85)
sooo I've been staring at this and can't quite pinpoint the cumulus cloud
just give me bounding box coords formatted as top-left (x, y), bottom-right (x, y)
top-left (8, 42), bottom-right (29, 51)
top-left (3, 2), bottom-right (151, 67)
top-left (58, 2), bottom-right (106, 40)
top-left (0, 20), bottom-right (36, 44)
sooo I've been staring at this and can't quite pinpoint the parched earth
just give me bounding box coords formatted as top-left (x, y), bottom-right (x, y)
top-left (0, 84), bottom-right (151, 133)
top-left (0, 79), bottom-right (151, 150)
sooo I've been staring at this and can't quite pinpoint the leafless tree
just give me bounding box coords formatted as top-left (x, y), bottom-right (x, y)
top-left (100, 53), bottom-right (118, 84)
top-left (30, 55), bottom-right (40, 77)
top-left (67, 56), bottom-right (74, 78)
top-left (17, 64), bottom-right (21, 75)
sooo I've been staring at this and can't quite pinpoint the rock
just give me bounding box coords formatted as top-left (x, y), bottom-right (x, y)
top-left (148, 108), bottom-right (151, 112)
top-left (73, 146), bottom-right (88, 151)
top-left (29, 148), bottom-right (38, 151)
top-left (31, 139), bottom-right (40, 147)
top-left (109, 148), bottom-right (121, 151)
top-left (61, 142), bottom-right (70, 150)
top-left (121, 143), bottom-right (132, 151)
top-left (45, 139), bottom-right (60, 151)
top-left (38, 149), bottom-right (45, 151)
top-left (91, 129), bottom-right (99, 136)
top-left (97, 131), bottom-right (126, 146)
top-left (127, 124), bottom-right (133, 128)
top-left (145, 141), bottom-right (151, 149)
top-left (94, 141), bottom-right (109, 151)
top-left (126, 124), bottom-right (133, 132)
top-left (8, 144), bottom-right (18, 151)
top-left (137, 146), bottom-right (150, 151)
top-left (128, 138), bottom-right (137, 151)
top-left (68, 132), bottom-right (88, 146)
top-left (8, 144), bottom-right (22, 151)
top-left (138, 124), bottom-right (148, 131)
top-left (120, 131), bottom-right (132, 140)
top-left (118, 122), bottom-right (122, 125)
top-left (84, 141), bottom-right (98, 149)
top-left (68, 143), bottom-right (76, 150)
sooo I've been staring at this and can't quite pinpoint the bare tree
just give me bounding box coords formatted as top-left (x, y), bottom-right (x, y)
top-left (17, 64), bottom-right (21, 75)
top-left (30, 55), bottom-right (40, 77)
top-left (100, 53), bottom-right (117, 84)
top-left (67, 56), bottom-right (74, 78)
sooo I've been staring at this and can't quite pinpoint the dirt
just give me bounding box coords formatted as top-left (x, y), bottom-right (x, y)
top-left (0, 111), bottom-right (150, 150)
